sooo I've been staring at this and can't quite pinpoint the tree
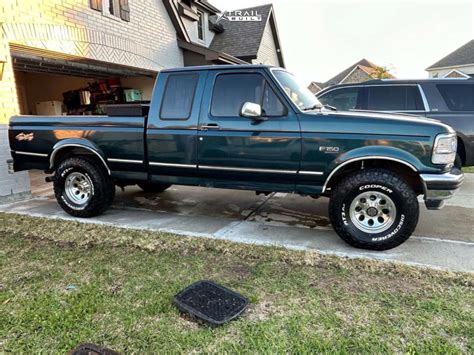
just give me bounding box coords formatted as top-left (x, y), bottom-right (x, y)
top-left (371, 66), bottom-right (393, 79)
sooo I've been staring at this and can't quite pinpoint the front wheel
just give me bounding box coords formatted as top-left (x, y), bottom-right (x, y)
top-left (328, 169), bottom-right (419, 250)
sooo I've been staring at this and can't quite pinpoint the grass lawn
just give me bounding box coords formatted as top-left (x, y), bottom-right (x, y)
top-left (463, 166), bottom-right (474, 174)
top-left (1, 213), bottom-right (473, 353)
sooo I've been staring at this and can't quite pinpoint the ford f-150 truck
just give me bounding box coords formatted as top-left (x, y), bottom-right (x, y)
top-left (8, 65), bottom-right (464, 250)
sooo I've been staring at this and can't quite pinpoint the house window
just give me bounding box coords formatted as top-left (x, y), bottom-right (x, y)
top-left (90, 0), bottom-right (130, 22)
top-left (108, 0), bottom-right (120, 17)
top-left (197, 11), bottom-right (204, 41)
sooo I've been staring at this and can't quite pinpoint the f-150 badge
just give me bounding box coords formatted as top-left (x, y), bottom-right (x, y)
top-left (15, 132), bottom-right (34, 141)
top-left (319, 146), bottom-right (340, 153)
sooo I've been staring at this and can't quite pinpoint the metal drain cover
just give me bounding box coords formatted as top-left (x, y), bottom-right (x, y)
top-left (174, 280), bottom-right (248, 325)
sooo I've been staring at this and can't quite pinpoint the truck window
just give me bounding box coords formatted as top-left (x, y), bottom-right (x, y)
top-left (160, 74), bottom-right (198, 120)
top-left (437, 84), bottom-right (474, 111)
top-left (319, 87), bottom-right (360, 111)
top-left (211, 73), bottom-right (285, 117)
top-left (367, 85), bottom-right (424, 111)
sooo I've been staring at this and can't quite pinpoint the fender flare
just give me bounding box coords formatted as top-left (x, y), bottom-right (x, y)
top-left (49, 139), bottom-right (111, 175)
top-left (322, 147), bottom-right (423, 193)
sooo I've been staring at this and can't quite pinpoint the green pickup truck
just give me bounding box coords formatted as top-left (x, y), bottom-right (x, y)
top-left (8, 65), bottom-right (464, 250)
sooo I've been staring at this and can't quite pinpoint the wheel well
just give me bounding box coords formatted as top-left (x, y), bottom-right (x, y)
top-left (49, 146), bottom-right (110, 174)
top-left (325, 159), bottom-right (423, 195)
top-left (457, 137), bottom-right (466, 165)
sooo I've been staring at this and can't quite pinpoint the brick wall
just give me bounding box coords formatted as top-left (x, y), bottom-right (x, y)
top-left (0, 125), bottom-right (31, 203)
top-left (0, 0), bottom-right (184, 201)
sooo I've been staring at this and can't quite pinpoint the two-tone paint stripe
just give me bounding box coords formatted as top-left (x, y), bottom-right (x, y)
top-left (147, 161), bottom-right (324, 175)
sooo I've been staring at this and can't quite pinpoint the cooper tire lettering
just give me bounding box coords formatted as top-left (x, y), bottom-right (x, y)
top-left (329, 169), bottom-right (419, 250)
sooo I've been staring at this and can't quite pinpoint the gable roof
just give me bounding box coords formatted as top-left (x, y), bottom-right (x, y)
top-left (209, 4), bottom-right (284, 66)
top-left (427, 40), bottom-right (474, 70)
top-left (313, 59), bottom-right (394, 89)
top-left (324, 59), bottom-right (376, 87)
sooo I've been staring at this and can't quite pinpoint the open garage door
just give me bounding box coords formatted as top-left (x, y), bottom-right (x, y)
top-left (10, 45), bottom-right (157, 115)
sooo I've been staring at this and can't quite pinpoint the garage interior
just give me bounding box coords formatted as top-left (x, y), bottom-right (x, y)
top-left (11, 46), bottom-right (156, 116)
top-left (9, 46), bottom-right (157, 193)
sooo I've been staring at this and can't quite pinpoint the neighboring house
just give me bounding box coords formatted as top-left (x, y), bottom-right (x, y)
top-left (426, 39), bottom-right (474, 78)
top-left (165, 2), bottom-right (285, 67)
top-left (308, 59), bottom-right (395, 94)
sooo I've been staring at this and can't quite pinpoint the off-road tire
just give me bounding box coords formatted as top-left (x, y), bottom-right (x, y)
top-left (53, 156), bottom-right (115, 218)
top-left (137, 182), bottom-right (171, 193)
top-left (454, 154), bottom-right (463, 169)
top-left (328, 168), bottom-right (419, 250)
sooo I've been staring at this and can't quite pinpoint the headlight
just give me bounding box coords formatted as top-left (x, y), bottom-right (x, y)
top-left (432, 133), bottom-right (457, 165)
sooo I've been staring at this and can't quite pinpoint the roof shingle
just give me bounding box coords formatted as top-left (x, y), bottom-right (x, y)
top-left (427, 40), bottom-right (474, 70)
top-left (209, 4), bottom-right (273, 59)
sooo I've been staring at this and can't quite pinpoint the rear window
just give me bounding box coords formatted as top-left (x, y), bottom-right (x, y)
top-left (367, 86), bottom-right (424, 111)
top-left (160, 74), bottom-right (198, 120)
top-left (437, 84), bottom-right (474, 111)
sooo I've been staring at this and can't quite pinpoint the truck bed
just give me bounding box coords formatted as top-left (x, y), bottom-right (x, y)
top-left (9, 114), bottom-right (147, 180)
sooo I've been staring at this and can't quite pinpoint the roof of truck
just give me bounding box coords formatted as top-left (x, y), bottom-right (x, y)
top-left (161, 64), bottom-right (276, 73)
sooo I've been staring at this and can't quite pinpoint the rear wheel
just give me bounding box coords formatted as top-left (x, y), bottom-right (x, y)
top-left (53, 156), bottom-right (115, 217)
top-left (328, 168), bottom-right (419, 250)
top-left (137, 182), bottom-right (171, 193)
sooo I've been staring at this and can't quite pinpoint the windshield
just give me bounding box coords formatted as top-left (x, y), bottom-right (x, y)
top-left (272, 70), bottom-right (322, 111)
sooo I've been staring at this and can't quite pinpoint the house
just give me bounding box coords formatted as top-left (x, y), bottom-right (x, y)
top-left (308, 59), bottom-right (395, 94)
top-left (0, 0), bottom-right (285, 202)
top-left (166, 2), bottom-right (285, 67)
top-left (426, 39), bottom-right (474, 78)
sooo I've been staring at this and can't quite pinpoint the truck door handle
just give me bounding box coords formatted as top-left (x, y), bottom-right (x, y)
top-left (201, 124), bottom-right (220, 130)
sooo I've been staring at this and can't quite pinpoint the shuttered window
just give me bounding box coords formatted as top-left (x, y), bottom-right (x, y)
top-left (120, 0), bottom-right (130, 22)
top-left (90, 0), bottom-right (102, 11)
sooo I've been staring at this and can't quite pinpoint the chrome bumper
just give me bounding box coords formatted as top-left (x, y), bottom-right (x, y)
top-left (7, 159), bottom-right (15, 174)
top-left (420, 168), bottom-right (464, 210)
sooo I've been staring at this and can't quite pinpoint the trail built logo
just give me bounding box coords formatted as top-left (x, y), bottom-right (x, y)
top-left (217, 10), bottom-right (262, 22)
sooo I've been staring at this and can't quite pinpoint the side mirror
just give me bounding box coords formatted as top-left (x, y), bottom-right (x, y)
top-left (240, 102), bottom-right (263, 119)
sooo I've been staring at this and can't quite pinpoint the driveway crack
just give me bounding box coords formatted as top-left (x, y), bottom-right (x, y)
top-left (243, 192), bottom-right (276, 221)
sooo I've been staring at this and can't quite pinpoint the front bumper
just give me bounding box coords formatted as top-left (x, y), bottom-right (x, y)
top-left (420, 168), bottom-right (464, 210)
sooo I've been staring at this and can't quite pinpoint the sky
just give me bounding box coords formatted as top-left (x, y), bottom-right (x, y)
top-left (211, 0), bottom-right (474, 85)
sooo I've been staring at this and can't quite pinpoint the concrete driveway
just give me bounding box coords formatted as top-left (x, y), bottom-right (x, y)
top-left (2, 171), bottom-right (473, 272)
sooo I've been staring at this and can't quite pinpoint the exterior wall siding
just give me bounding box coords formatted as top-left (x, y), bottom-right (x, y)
top-left (427, 65), bottom-right (474, 78)
top-left (0, 0), bottom-right (184, 201)
top-left (253, 22), bottom-right (279, 66)
top-left (341, 68), bottom-right (373, 84)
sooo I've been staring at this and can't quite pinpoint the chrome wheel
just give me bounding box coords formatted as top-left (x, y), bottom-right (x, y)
top-left (349, 191), bottom-right (397, 234)
top-left (64, 172), bottom-right (93, 206)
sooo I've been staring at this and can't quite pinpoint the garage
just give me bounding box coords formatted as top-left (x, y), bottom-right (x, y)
top-left (11, 46), bottom-right (157, 116)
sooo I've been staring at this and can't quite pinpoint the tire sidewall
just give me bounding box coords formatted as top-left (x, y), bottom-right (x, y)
top-left (329, 169), bottom-right (419, 250)
top-left (341, 183), bottom-right (406, 244)
top-left (56, 165), bottom-right (96, 211)
top-left (53, 157), bottom-right (113, 217)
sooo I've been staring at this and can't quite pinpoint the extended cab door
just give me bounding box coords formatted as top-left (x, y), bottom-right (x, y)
top-left (146, 70), bottom-right (205, 184)
top-left (196, 69), bottom-right (301, 191)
